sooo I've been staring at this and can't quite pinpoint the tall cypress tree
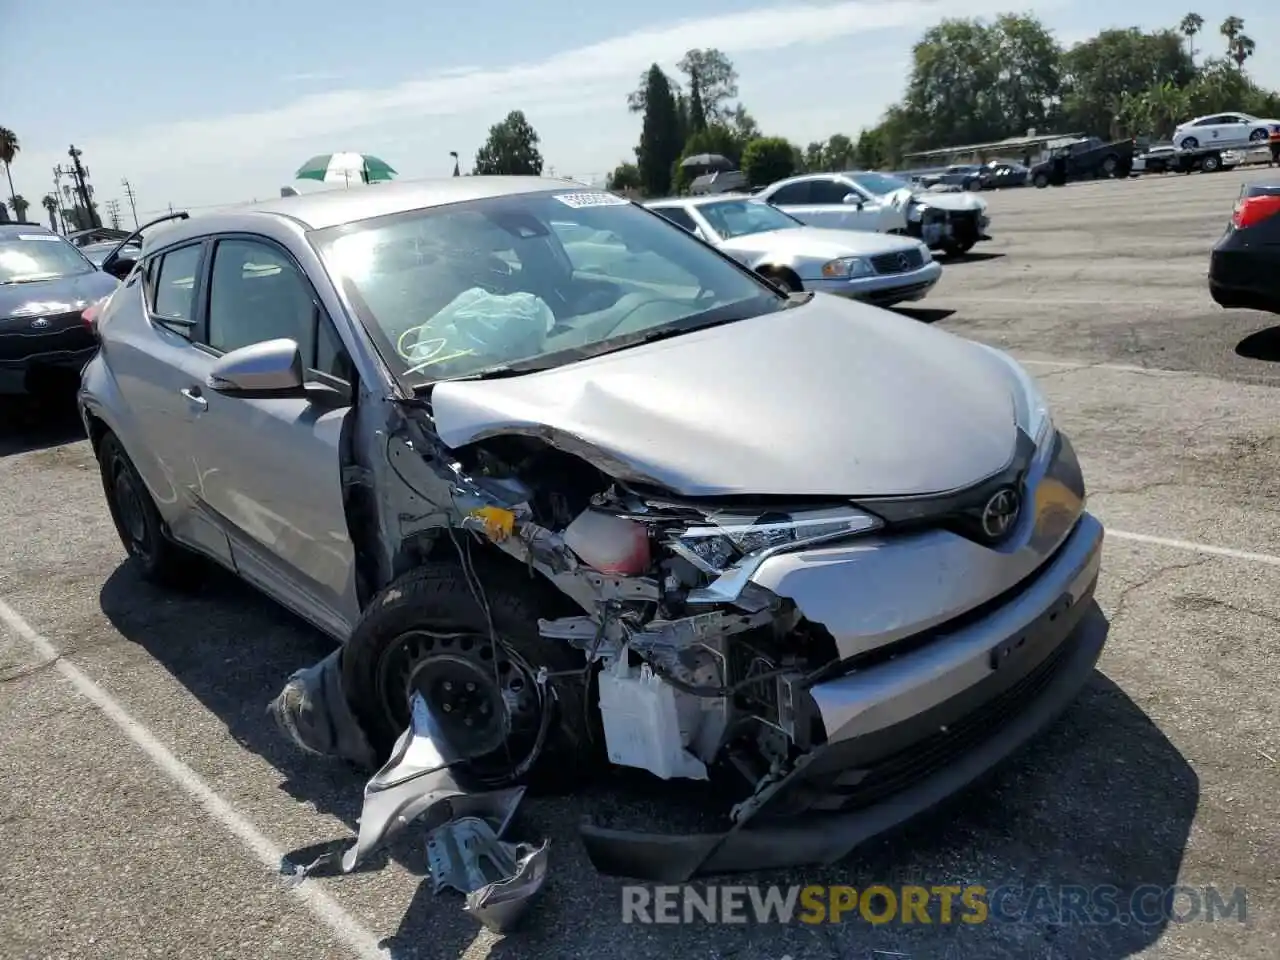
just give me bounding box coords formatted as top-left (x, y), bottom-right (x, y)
top-left (635, 65), bottom-right (683, 197)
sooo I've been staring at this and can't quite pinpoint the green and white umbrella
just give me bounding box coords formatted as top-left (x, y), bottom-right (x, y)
top-left (295, 153), bottom-right (397, 186)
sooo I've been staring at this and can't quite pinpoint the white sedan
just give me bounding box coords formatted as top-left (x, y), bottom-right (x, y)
top-left (1172, 112), bottom-right (1279, 151)
top-left (753, 171), bottom-right (991, 256)
top-left (645, 195), bottom-right (941, 307)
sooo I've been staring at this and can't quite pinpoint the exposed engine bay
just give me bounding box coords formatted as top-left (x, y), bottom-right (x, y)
top-left (425, 430), bottom-right (850, 804)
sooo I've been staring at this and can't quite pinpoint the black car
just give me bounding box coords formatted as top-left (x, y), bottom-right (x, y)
top-left (1209, 183), bottom-right (1280, 314)
top-left (0, 224), bottom-right (119, 397)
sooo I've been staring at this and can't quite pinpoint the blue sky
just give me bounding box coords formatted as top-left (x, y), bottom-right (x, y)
top-left (4, 0), bottom-right (1277, 221)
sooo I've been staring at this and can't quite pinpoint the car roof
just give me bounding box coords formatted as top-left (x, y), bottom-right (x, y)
top-left (645, 195), bottom-right (760, 208)
top-left (141, 176), bottom-right (607, 252)
top-left (0, 223), bottom-right (56, 237)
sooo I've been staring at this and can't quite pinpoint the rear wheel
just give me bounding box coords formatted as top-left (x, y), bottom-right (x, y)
top-left (1033, 172), bottom-right (1049, 189)
top-left (1101, 155), bottom-right (1118, 177)
top-left (943, 240), bottom-right (976, 256)
top-left (1179, 136), bottom-right (1199, 150)
top-left (341, 562), bottom-right (601, 792)
top-left (1249, 128), bottom-right (1269, 143)
top-left (97, 431), bottom-right (204, 588)
top-left (1201, 153), bottom-right (1222, 173)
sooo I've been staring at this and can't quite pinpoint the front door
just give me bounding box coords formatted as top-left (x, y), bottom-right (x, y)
top-left (183, 234), bottom-right (360, 639)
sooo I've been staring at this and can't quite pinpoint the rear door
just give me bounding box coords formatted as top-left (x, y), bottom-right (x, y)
top-left (104, 239), bottom-right (235, 564)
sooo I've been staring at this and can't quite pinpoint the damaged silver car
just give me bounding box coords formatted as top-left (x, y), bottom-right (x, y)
top-left (79, 177), bottom-right (1107, 883)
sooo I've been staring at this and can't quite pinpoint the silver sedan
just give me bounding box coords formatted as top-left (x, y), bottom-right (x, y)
top-left (645, 195), bottom-right (941, 306)
top-left (79, 176), bottom-right (1106, 880)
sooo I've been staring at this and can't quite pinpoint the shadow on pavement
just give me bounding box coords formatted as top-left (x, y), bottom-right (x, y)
top-left (945, 251), bottom-right (1006, 263)
top-left (1234, 324), bottom-right (1280, 362)
top-left (99, 560), bottom-right (1197, 959)
top-left (0, 393), bottom-right (85, 458)
top-left (893, 307), bottom-right (956, 324)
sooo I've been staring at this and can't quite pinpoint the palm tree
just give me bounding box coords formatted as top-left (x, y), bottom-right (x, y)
top-left (1220, 15), bottom-right (1244, 56)
top-left (8, 194), bottom-right (30, 222)
top-left (1180, 13), bottom-right (1204, 60)
top-left (41, 194), bottom-right (59, 232)
top-left (1230, 34), bottom-right (1255, 69)
top-left (0, 127), bottom-right (19, 215)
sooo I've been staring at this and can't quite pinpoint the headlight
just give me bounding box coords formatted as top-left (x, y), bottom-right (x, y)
top-left (978, 345), bottom-right (1054, 447)
top-left (666, 506), bottom-right (882, 577)
top-left (821, 256), bottom-right (873, 279)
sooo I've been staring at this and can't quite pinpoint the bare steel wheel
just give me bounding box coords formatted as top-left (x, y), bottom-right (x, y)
top-left (342, 561), bottom-right (601, 792)
top-left (375, 627), bottom-right (547, 781)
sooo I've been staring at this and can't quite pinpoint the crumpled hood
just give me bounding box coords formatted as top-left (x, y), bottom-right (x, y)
top-left (0, 271), bottom-right (118, 321)
top-left (430, 295), bottom-right (1021, 499)
top-left (719, 226), bottom-right (923, 263)
top-left (884, 186), bottom-right (987, 215)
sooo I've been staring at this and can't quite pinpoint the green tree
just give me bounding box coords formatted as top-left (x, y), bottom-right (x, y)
top-left (802, 141), bottom-right (826, 171)
top-left (853, 127), bottom-right (888, 168)
top-left (1230, 34), bottom-right (1255, 69)
top-left (676, 49), bottom-right (738, 124)
top-left (635, 64), bottom-right (683, 196)
top-left (824, 133), bottom-right (856, 169)
top-left (41, 193), bottom-right (58, 232)
top-left (1061, 28), bottom-right (1195, 137)
top-left (1179, 12), bottom-right (1204, 60)
top-left (8, 194), bottom-right (29, 222)
top-left (901, 15), bottom-right (1062, 148)
top-left (741, 137), bottom-right (796, 187)
top-left (1219, 15), bottom-right (1243, 56)
top-left (472, 110), bottom-right (543, 175)
top-left (607, 162), bottom-right (642, 191)
top-left (0, 127), bottom-right (19, 215)
top-left (686, 69), bottom-right (707, 134)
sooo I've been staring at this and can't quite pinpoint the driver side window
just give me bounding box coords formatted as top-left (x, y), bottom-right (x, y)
top-left (808, 179), bottom-right (855, 204)
top-left (201, 237), bottom-right (352, 382)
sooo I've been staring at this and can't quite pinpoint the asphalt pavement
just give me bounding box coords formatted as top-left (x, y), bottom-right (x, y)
top-left (2, 166), bottom-right (1279, 960)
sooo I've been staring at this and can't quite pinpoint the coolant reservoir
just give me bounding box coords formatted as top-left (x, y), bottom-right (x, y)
top-left (563, 509), bottom-right (651, 575)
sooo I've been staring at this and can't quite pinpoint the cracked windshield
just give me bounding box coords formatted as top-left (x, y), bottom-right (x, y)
top-left (315, 191), bottom-right (781, 382)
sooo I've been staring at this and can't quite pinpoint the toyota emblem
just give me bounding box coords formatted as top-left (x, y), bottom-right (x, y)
top-left (980, 487), bottom-right (1021, 540)
top-left (29, 317), bottom-right (50, 329)
top-left (895, 253), bottom-right (910, 270)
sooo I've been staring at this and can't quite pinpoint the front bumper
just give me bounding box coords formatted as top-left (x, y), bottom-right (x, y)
top-left (0, 344), bottom-right (98, 395)
top-left (805, 261), bottom-right (942, 305)
top-left (581, 433), bottom-right (1105, 881)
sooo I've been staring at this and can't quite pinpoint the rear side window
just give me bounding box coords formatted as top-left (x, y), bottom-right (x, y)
top-left (151, 244), bottom-right (203, 321)
top-left (808, 179), bottom-right (855, 204)
top-left (652, 207), bottom-right (698, 233)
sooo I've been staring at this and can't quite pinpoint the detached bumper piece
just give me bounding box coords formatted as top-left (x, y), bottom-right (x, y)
top-left (277, 677), bottom-right (550, 933)
top-left (580, 594), bottom-right (1108, 883)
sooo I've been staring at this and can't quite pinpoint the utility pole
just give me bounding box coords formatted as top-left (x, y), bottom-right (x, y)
top-left (51, 166), bottom-right (68, 233)
top-left (167, 202), bottom-right (175, 215)
top-left (449, 151), bottom-right (460, 176)
top-left (105, 199), bottom-right (122, 230)
top-left (121, 177), bottom-right (139, 228)
top-left (67, 145), bottom-right (101, 228)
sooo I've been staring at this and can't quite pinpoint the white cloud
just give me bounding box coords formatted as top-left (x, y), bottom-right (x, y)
top-left (14, 0), bottom-right (1061, 211)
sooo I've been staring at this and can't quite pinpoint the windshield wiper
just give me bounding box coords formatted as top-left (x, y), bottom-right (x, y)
top-left (412, 361), bottom-right (554, 394)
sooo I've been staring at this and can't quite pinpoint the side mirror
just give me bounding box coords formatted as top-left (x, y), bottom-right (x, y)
top-left (841, 193), bottom-right (863, 209)
top-left (102, 255), bottom-right (136, 280)
top-left (207, 338), bottom-right (305, 398)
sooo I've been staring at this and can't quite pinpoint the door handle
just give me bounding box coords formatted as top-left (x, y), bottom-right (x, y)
top-left (180, 386), bottom-right (208, 410)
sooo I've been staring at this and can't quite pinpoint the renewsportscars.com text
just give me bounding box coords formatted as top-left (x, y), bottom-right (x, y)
top-left (621, 884), bottom-right (1248, 926)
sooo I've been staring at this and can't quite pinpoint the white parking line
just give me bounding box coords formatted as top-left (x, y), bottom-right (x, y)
top-left (944, 296), bottom-right (1180, 308)
top-left (0, 597), bottom-right (388, 960)
top-left (1107, 529), bottom-right (1280, 567)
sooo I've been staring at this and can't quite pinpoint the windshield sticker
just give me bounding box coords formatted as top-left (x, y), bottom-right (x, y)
top-left (17, 234), bottom-right (61, 241)
top-left (552, 191), bottom-right (629, 209)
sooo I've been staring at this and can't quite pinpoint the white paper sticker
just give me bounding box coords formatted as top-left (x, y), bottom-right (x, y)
top-left (17, 233), bottom-right (61, 241)
top-left (552, 191), bottom-right (629, 209)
